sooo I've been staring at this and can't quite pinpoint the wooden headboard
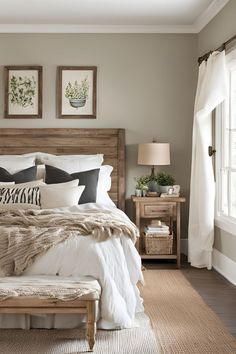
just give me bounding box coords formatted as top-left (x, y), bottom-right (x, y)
top-left (0, 128), bottom-right (125, 211)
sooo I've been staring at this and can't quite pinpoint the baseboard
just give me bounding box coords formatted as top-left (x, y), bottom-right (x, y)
top-left (212, 249), bottom-right (236, 286)
top-left (180, 240), bottom-right (236, 285)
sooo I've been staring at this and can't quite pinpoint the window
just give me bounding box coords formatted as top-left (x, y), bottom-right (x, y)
top-left (215, 49), bottom-right (236, 233)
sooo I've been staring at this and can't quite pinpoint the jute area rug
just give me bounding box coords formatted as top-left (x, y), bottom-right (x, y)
top-left (140, 269), bottom-right (236, 354)
top-left (0, 312), bottom-right (160, 354)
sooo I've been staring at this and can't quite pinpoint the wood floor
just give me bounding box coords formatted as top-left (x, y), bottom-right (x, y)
top-left (143, 260), bottom-right (236, 338)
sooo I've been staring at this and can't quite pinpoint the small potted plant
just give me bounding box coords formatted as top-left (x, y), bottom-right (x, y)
top-left (65, 77), bottom-right (89, 108)
top-left (135, 175), bottom-right (150, 197)
top-left (156, 172), bottom-right (175, 193)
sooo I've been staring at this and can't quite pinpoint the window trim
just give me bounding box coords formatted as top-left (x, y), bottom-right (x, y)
top-left (215, 49), bottom-right (236, 237)
top-left (215, 215), bottom-right (236, 236)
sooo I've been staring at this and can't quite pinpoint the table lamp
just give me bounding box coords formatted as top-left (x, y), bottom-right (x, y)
top-left (138, 142), bottom-right (170, 178)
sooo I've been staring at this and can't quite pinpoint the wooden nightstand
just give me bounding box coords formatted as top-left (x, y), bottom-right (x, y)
top-left (131, 195), bottom-right (186, 268)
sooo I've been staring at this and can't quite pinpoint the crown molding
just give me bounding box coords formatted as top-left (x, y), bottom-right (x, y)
top-left (193, 0), bottom-right (230, 32)
top-left (0, 0), bottom-right (230, 34)
top-left (0, 24), bottom-right (197, 33)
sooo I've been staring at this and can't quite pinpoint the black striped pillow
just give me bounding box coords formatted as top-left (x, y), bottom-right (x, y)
top-left (0, 186), bottom-right (40, 206)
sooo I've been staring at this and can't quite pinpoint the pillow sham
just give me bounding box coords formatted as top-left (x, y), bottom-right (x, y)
top-left (24, 152), bottom-right (103, 165)
top-left (40, 185), bottom-right (85, 209)
top-left (0, 182), bottom-right (15, 186)
top-left (3, 180), bottom-right (45, 188)
top-left (0, 156), bottom-right (35, 174)
top-left (40, 154), bottom-right (103, 174)
top-left (43, 179), bottom-right (79, 188)
top-left (0, 186), bottom-right (40, 207)
top-left (23, 152), bottom-right (55, 163)
top-left (97, 165), bottom-right (116, 207)
top-left (36, 164), bottom-right (46, 180)
top-left (45, 165), bottom-right (99, 204)
top-left (0, 166), bottom-right (37, 184)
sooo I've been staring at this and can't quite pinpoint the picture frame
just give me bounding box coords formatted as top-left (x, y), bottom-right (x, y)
top-left (57, 66), bottom-right (97, 119)
top-left (4, 66), bottom-right (42, 119)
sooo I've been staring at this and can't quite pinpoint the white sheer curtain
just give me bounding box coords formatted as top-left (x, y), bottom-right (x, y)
top-left (188, 51), bottom-right (228, 269)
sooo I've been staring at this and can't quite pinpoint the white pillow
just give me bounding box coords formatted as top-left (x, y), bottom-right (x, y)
top-left (52, 154), bottom-right (103, 160)
top-left (96, 165), bottom-right (116, 207)
top-left (40, 154), bottom-right (103, 174)
top-left (23, 152), bottom-right (55, 161)
top-left (0, 182), bottom-right (15, 186)
top-left (4, 180), bottom-right (45, 188)
top-left (0, 156), bottom-right (35, 174)
top-left (43, 179), bottom-right (79, 188)
top-left (40, 185), bottom-right (85, 209)
top-left (0, 155), bottom-right (34, 159)
top-left (36, 165), bottom-right (46, 180)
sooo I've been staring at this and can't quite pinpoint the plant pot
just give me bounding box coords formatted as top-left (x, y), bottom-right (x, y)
top-left (159, 185), bottom-right (173, 193)
top-left (69, 98), bottom-right (86, 108)
top-left (135, 189), bottom-right (142, 197)
top-left (142, 189), bottom-right (148, 197)
top-left (148, 181), bottom-right (159, 192)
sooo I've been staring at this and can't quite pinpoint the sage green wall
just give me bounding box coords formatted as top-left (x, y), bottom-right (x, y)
top-left (0, 33), bottom-right (197, 235)
top-left (198, 0), bottom-right (236, 262)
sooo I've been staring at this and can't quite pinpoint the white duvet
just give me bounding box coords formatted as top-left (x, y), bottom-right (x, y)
top-left (0, 203), bottom-right (144, 330)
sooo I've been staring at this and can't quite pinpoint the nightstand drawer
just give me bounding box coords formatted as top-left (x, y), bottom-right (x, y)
top-left (141, 203), bottom-right (174, 217)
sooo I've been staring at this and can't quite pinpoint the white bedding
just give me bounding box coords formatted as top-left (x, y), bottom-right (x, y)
top-left (0, 203), bottom-right (143, 330)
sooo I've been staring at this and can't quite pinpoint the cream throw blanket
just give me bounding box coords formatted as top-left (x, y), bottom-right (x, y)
top-left (0, 208), bottom-right (139, 276)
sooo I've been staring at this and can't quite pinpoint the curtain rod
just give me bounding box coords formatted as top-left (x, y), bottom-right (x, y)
top-left (198, 33), bottom-right (236, 65)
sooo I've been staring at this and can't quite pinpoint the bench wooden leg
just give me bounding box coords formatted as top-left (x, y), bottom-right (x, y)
top-left (86, 300), bottom-right (96, 351)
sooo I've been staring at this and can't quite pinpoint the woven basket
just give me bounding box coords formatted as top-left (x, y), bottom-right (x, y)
top-left (144, 233), bottom-right (173, 255)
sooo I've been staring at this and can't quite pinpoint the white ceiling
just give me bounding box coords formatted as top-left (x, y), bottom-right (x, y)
top-left (0, 0), bottom-right (230, 33)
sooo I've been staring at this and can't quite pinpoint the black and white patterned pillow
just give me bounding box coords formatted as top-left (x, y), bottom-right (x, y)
top-left (0, 186), bottom-right (40, 206)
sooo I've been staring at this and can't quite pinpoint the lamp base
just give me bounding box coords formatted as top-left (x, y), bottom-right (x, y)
top-left (150, 165), bottom-right (155, 179)
top-left (148, 180), bottom-right (158, 193)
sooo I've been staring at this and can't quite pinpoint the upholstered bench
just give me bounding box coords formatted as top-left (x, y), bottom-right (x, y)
top-left (0, 276), bottom-right (101, 352)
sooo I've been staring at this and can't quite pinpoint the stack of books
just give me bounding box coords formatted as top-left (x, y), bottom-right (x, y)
top-left (160, 192), bottom-right (179, 198)
top-left (144, 220), bottom-right (170, 237)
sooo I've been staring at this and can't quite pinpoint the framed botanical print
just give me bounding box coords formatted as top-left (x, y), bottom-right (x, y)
top-left (4, 66), bottom-right (42, 119)
top-left (57, 66), bottom-right (97, 119)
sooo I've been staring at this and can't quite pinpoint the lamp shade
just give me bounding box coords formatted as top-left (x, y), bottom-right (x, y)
top-left (138, 143), bottom-right (170, 166)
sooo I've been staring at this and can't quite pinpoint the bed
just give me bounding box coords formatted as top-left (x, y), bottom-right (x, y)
top-left (0, 128), bottom-right (143, 330)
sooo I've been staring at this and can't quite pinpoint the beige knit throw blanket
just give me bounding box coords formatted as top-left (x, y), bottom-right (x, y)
top-left (0, 208), bottom-right (139, 276)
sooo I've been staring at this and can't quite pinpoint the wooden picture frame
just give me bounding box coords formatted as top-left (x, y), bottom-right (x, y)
top-left (4, 66), bottom-right (42, 119)
top-left (57, 66), bottom-right (97, 119)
